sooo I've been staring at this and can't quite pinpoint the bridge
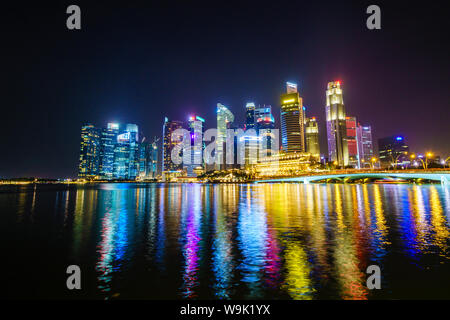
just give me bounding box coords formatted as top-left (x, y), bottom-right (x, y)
top-left (254, 170), bottom-right (450, 185)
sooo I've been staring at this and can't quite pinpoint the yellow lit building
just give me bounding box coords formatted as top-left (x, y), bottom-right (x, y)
top-left (280, 82), bottom-right (306, 153)
top-left (255, 152), bottom-right (314, 178)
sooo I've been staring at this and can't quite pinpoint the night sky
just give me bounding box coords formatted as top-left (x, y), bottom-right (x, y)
top-left (2, 1), bottom-right (449, 178)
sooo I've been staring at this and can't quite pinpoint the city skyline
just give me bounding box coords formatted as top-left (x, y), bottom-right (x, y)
top-left (2, 2), bottom-right (449, 178)
top-left (2, 1), bottom-right (450, 305)
top-left (75, 78), bottom-right (446, 182)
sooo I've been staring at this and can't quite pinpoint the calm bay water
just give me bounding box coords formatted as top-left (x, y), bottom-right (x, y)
top-left (1, 182), bottom-right (450, 300)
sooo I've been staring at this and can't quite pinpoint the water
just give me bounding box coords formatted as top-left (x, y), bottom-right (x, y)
top-left (1, 182), bottom-right (450, 300)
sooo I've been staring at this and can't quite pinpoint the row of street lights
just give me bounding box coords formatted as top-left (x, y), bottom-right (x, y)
top-left (331, 153), bottom-right (449, 170)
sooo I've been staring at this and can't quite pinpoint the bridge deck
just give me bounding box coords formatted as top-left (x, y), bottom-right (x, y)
top-left (255, 171), bottom-right (450, 184)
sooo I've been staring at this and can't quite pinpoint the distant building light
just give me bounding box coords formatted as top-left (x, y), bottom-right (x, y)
top-left (396, 136), bottom-right (403, 141)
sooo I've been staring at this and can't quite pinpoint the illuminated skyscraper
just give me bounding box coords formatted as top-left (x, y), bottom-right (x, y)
top-left (216, 103), bottom-right (234, 170)
top-left (245, 102), bottom-right (256, 130)
top-left (280, 82), bottom-right (305, 153)
top-left (186, 115), bottom-right (205, 176)
top-left (305, 117), bottom-right (320, 160)
top-left (149, 137), bottom-right (159, 178)
top-left (137, 136), bottom-right (159, 179)
top-left (254, 105), bottom-right (274, 127)
top-left (162, 117), bottom-right (184, 172)
top-left (78, 123), bottom-right (101, 179)
top-left (379, 135), bottom-right (409, 168)
top-left (255, 105), bottom-right (276, 157)
top-left (356, 124), bottom-right (374, 167)
top-left (138, 138), bottom-right (149, 178)
top-left (326, 81), bottom-right (349, 166)
top-left (113, 124), bottom-right (140, 179)
top-left (346, 116), bottom-right (359, 168)
top-left (99, 122), bottom-right (119, 179)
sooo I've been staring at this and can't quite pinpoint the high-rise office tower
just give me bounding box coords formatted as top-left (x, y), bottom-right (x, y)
top-left (113, 124), bottom-right (140, 179)
top-left (186, 115), bottom-right (205, 176)
top-left (326, 81), bottom-right (349, 166)
top-left (378, 135), bottom-right (409, 168)
top-left (254, 105), bottom-right (274, 127)
top-left (305, 117), bottom-right (320, 160)
top-left (138, 137), bottom-right (149, 178)
top-left (245, 102), bottom-right (256, 130)
top-left (99, 122), bottom-right (119, 179)
top-left (78, 123), bottom-right (101, 179)
top-left (356, 124), bottom-right (374, 167)
top-left (255, 105), bottom-right (276, 156)
top-left (280, 82), bottom-right (305, 153)
top-left (346, 116), bottom-right (359, 168)
top-left (149, 137), bottom-right (159, 178)
top-left (162, 117), bottom-right (184, 172)
top-left (216, 103), bottom-right (234, 170)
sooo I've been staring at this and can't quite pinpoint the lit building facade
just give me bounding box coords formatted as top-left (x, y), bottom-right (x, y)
top-left (280, 82), bottom-right (305, 153)
top-left (245, 102), bottom-right (256, 130)
top-left (255, 105), bottom-right (276, 157)
top-left (378, 135), bottom-right (409, 168)
top-left (255, 152), bottom-right (312, 178)
top-left (162, 117), bottom-right (184, 173)
top-left (186, 115), bottom-right (205, 176)
top-left (149, 137), bottom-right (159, 178)
top-left (137, 136), bottom-right (159, 179)
top-left (78, 123), bottom-right (101, 179)
top-left (346, 116), bottom-right (359, 168)
top-left (305, 117), bottom-right (320, 160)
top-left (216, 103), bottom-right (234, 170)
top-left (356, 124), bottom-right (374, 167)
top-left (113, 124), bottom-right (140, 179)
top-left (99, 123), bottom-right (119, 179)
top-left (326, 81), bottom-right (349, 167)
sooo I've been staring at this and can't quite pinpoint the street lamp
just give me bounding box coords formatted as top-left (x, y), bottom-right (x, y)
top-left (410, 154), bottom-right (416, 169)
top-left (411, 153), bottom-right (432, 170)
top-left (371, 157), bottom-right (378, 170)
top-left (425, 152), bottom-right (433, 170)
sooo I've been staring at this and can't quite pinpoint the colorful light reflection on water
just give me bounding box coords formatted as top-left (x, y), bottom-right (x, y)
top-left (2, 183), bottom-right (450, 299)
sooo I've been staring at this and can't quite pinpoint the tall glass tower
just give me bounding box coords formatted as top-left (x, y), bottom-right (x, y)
top-left (113, 124), bottom-right (140, 179)
top-left (326, 81), bottom-right (349, 166)
top-left (216, 103), bottom-right (234, 170)
top-left (99, 122), bottom-right (119, 179)
top-left (280, 82), bottom-right (305, 153)
top-left (245, 102), bottom-right (256, 130)
top-left (162, 117), bottom-right (184, 172)
top-left (346, 116), bottom-right (359, 168)
top-left (186, 115), bottom-right (205, 176)
top-left (305, 117), bottom-right (320, 160)
top-left (78, 123), bottom-right (101, 179)
top-left (357, 124), bottom-right (374, 166)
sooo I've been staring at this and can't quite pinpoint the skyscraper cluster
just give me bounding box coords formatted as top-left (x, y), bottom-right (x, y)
top-left (78, 123), bottom-right (158, 180)
top-left (325, 81), bottom-right (374, 168)
top-left (79, 80), bottom-right (376, 181)
top-left (278, 80), bottom-right (373, 169)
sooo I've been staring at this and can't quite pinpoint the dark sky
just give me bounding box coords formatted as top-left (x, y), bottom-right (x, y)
top-left (2, 0), bottom-right (449, 178)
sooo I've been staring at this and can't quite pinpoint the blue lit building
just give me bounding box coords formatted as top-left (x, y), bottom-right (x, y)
top-left (99, 123), bottom-right (119, 179)
top-left (78, 123), bottom-right (101, 179)
top-left (186, 115), bottom-right (205, 176)
top-left (162, 117), bottom-right (184, 172)
top-left (137, 136), bottom-right (159, 179)
top-left (245, 102), bottom-right (256, 130)
top-left (113, 124), bottom-right (140, 179)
